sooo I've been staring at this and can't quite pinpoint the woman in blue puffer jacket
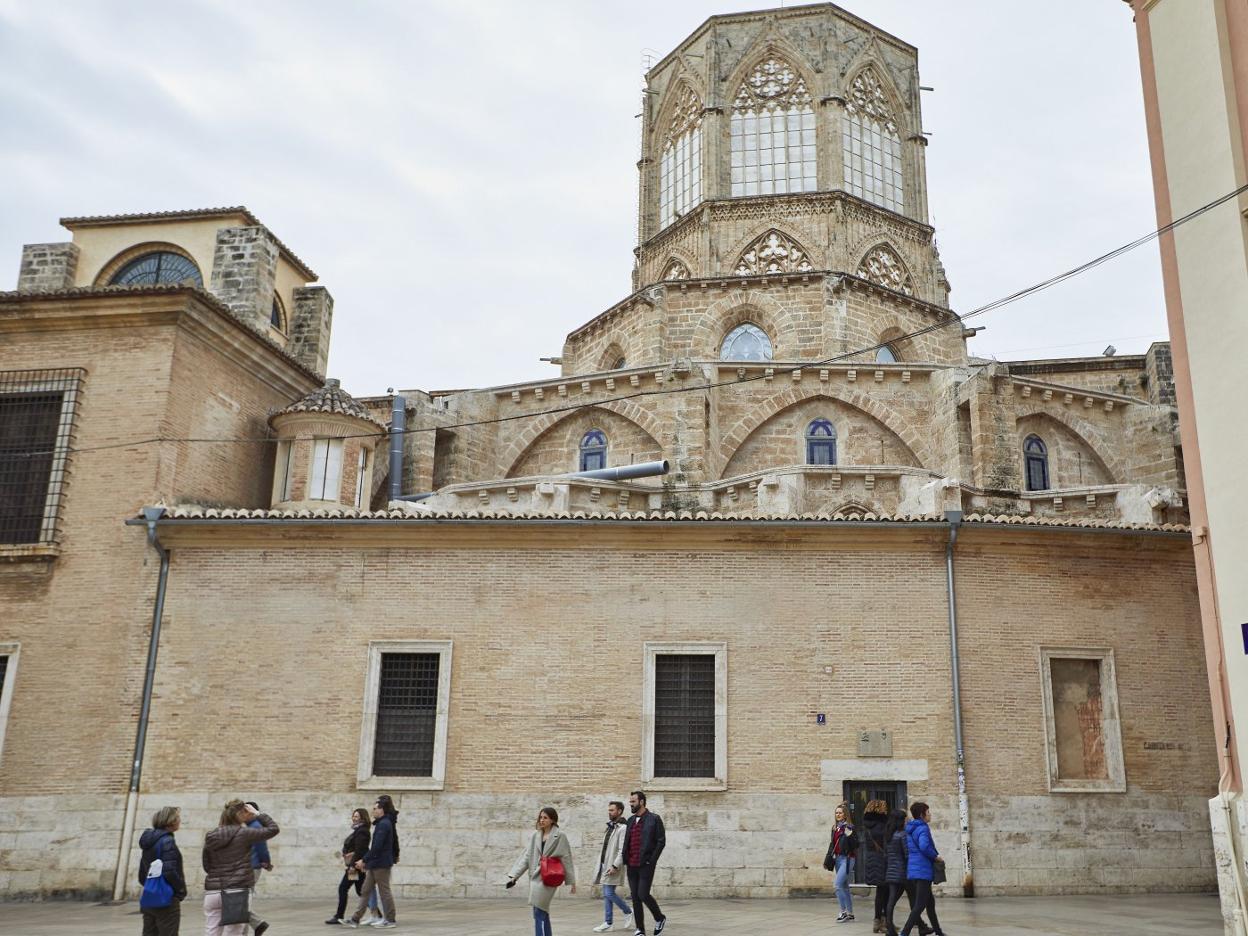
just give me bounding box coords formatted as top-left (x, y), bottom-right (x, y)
top-left (899, 802), bottom-right (945, 936)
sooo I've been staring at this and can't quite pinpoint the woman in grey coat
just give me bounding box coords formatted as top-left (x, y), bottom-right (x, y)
top-left (507, 807), bottom-right (577, 936)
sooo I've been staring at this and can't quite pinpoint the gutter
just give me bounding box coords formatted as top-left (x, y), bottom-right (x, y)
top-left (111, 506), bottom-right (170, 902)
top-left (944, 509), bottom-right (974, 897)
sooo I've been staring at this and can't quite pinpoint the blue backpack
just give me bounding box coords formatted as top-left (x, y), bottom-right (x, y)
top-left (140, 835), bottom-right (174, 909)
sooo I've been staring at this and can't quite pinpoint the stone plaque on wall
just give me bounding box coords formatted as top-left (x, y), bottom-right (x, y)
top-left (858, 729), bottom-right (892, 757)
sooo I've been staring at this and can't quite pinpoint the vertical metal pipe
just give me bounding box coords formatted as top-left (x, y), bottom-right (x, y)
top-left (112, 505), bottom-right (170, 901)
top-left (944, 508), bottom-right (974, 897)
top-left (388, 394), bottom-right (406, 501)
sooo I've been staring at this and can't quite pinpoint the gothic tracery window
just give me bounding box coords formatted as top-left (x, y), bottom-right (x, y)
top-left (734, 230), bottom-right (814, 276)
top-left (659, 84), bottom-right (704, 229)
top-left (663, 258), bottom-right (691, 281)
top-left (109, 250), bottom-right (203, 287)
top-left (731, 56), bottom-right (816, 197)
top-left (843, 67), bottom-right (904, 213)
top-left (720, 323), bottom-right (773, 361)
top-left (857, 245), bottom-right (914, 296)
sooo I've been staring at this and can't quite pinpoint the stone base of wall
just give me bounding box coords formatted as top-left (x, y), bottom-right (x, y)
top-left (1208, 793), bottom-right (1248, 935)
top-left (0, 791), bottom-right (1216, 901)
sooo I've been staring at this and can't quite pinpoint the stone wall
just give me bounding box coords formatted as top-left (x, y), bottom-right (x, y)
top-left (16, 243), bottom-right (80, 291)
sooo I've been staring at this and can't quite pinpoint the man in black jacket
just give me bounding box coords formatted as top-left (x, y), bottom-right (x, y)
top-left (613, 790), bottom-right (667, 936)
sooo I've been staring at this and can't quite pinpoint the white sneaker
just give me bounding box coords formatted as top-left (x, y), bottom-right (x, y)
top-left (593, 924), bottom-right (614, 933)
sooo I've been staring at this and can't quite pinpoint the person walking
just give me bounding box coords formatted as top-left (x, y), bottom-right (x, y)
top-left (344, 795), bottom-right (399, 928)
top-left (244, 801), bottom-right (273, 935)
top-left (615, 790), bottom-right (667, 936)
top-left (899, 802), bottom-right (945, 936)
top-left (202, 800), bottom-right (279, 936)
top-left (326, 807), bottom-right (372, 925)
top-left (506, 806), bottom-right (577, 936)
top-left (591, 800), bottom-right (632, 933)
top-left (137, 805), bottom-right (187, 936)
top-left (830, 802), bottom-right (858, 923)
top-left (861, 799), bottom-right (889, 932)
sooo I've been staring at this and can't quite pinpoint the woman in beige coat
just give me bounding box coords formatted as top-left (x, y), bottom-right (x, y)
top-left (507, 807), bottom-right (577, 936)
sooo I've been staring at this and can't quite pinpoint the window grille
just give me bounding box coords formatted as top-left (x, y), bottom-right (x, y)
top-left (109, 251), bottom-right (203, 287)
top-left (1024, 435), bottom-right (1049, 491)
top-left (373, 652), bottom-right (440, 777)
top-left (654, 654), bottom-right (716, 777)
top-left (579, 429), bottom-right (607, 472)
top-left (0, 368), bottom-right (84, 546)
top-left (806, 419), bottom-right (837, 465)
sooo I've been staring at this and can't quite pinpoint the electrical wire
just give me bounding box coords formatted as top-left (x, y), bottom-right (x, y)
top-left (5, 180), bottom-right (1246, 461)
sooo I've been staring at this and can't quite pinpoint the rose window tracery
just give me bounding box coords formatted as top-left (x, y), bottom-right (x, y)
top-left (857, 245), bottom-right (914, 296)
top-left (733, 230), bottom-right (815, 276)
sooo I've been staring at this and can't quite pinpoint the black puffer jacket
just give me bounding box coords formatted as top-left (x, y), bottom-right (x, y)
top-left (885, 829), bottom-right (908, 885)
top-left (862, 811), bottom-right (888, 886)
top-left (137, 828), bottom-right (187, 901)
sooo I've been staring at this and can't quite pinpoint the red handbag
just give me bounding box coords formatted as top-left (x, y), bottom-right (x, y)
top-left (539, 855), bottom-right (565, 887)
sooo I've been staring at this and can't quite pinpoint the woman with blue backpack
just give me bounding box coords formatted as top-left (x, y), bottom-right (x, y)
top-left (137, 805), bottom-right (187, 935)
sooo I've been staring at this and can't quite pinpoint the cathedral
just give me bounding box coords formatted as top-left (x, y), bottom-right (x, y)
top-left (0, 3), bottom-right (1218, 903)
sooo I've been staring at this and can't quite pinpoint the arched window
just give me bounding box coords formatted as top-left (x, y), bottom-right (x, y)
top-left (659, 85), bottom-right (703, 229)
top-left (842, 67), bottom-right (904, 213)
top-left (612, 356), bottom-right (627, 370)
top-left (806, 419), bottom-right (837, 465)
top-left (720, 323), bottom-right (773, 361)
top-left (109, 251), bottom-right (203, 286)
top-left (1024, 435), bottom-right (1050, 491)
top-left (270, 295), bottom-right (286, 331)
top-left (731, 56), bottom-right (816, 197)
top-left (579, 429), bottom-right (608, 472)
top-left (875, 344), bottom-right (897, 364)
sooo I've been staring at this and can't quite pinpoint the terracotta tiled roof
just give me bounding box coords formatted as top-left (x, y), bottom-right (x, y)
top-left (0, 284), bottom-right (322, 382)
top-left (58, 206), bottom-right (317, 281)
top-left (149, 504), bottom-right (1188, 533)
top-left (272, 379), bottom-right (387, 429)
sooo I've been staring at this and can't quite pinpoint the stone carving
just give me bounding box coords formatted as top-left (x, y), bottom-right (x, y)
top-left (846, 65), bottom-right (898, 132)
top-left (734, 230), bottom-right (814, 276)
top-left (667, 83), bottom-right (703, 140)
top-left (733, 56), bottom-right (812, 114)
top-left (856, 244), bottom-right (913, 295)
top-left (663, 258), bottom-right (691, 280)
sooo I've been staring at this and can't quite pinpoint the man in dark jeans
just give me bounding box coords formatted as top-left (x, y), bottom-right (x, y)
top-left (613, 790), bottom-right (667, 936)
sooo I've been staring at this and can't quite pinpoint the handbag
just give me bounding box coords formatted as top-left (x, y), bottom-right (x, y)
top-left (932, 857), bottom-right (947, 885)
top-left (822, 839), bottom-right (837, 872)
top-left (539, 855), bottom-right (565, 887)
top-left (219, 889), bottom-right (250, 925)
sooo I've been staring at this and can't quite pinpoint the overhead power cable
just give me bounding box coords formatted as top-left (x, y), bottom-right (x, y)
top-left (6, 180), bottom-right (1246, 461)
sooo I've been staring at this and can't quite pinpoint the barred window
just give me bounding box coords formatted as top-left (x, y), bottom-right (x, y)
top-left (654, 654), bottom-right (716, 778)
top-left (109, 251), bottom-right (203, 286)
top-left (373, 653), bottom-right (440, 777)
top-left (0, 369), bottom-right (84, 547)
top-left (358, 640), bottom-right (452, 789)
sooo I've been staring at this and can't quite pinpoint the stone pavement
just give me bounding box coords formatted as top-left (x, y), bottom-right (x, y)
top-left (0, 893), bottom-right (1223, 935)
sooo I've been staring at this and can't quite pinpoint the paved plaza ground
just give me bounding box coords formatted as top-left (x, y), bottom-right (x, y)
top-left (0, 893), bottom-right (1224, 935)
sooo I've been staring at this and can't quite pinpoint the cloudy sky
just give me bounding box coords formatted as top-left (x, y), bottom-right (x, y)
top-left (0, 0), bottom-right (1166, 395)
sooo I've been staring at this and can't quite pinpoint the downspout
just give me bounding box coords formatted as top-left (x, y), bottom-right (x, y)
top-left (388, 394), bottom-right (406, 501)
top-left (111, 505), bottom-right (170, 902)
top-left (944, 509), bottom-right (974, 898)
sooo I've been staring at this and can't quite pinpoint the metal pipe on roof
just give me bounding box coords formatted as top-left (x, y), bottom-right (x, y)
top-left (388, 394), bottom-right (405, 501)
top-left (569, 459), bottom-right (669, 482)
top-left (944, 509), bottom-right (974, 898)
top-left (111, 505), bottom-right (170, 902)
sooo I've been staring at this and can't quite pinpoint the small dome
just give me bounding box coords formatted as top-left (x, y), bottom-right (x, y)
top-left (270, 378), bottom-right (385, 429)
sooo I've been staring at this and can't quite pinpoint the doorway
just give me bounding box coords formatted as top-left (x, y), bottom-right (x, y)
top-left (842, 780), bottom-right (908, 885)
